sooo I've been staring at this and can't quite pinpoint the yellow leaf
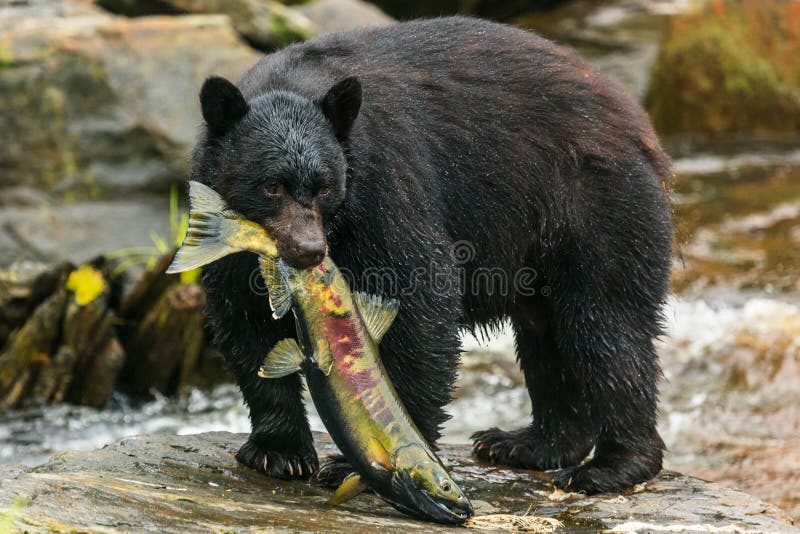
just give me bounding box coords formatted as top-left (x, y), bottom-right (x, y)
top-left (65, 265), bottom-right (106, 306)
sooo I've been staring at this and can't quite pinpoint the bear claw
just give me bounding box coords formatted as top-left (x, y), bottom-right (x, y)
top-left (236, 438), bottom-right (318, 480)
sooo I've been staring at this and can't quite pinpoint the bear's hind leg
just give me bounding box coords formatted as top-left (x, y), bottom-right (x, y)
top-left (541, 244), bottom-right (666, 494)
top-left (472, 295), bottom-right (596, 471)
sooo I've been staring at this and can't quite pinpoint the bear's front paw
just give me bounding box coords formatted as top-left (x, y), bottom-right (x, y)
top-left (309, 454), bottom-right (354, 488)
top-left (236, 438), bottom-right (319, 480)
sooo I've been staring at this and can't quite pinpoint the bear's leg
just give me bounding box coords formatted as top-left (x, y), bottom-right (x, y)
top-left (233, 365), bottom-right (319, 480)
top-left (472, 295), bottom-right (597, 471)
top-left (547, 333), bottom-right (665, 494)
top-left (473, 266), bottom-right (666, 493)
top-left (542, 245), bottom-right (666, 494)
top-left (203, 258), bottom-right (318, 480)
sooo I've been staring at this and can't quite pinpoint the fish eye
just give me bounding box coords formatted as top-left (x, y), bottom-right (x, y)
top-left (441, 481), bottom-right (452, 492)
top-left (264, 184), bottom-right (283, 197)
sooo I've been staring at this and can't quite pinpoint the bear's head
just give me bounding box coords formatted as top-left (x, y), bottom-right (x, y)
top-left (192, 75), bottom-right (361, 269)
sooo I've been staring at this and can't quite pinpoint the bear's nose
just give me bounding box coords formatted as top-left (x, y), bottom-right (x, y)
top-left (287, 239), bottom-right (326, 269)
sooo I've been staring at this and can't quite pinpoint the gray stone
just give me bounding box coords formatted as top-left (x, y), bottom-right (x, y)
top-left (0, 431), bottom-right (795, 532)
top-left (141, 0), bottom-right (316, 50)
top-left (296, 0), bottom-right (394, 36)
top-left (0, 3), bottom-right (259, 196)
top-left (0, 197), bottom-right (171, 266)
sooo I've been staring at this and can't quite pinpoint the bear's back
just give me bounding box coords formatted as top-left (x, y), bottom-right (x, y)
top-left (238, 17), bottom-right (572, 103)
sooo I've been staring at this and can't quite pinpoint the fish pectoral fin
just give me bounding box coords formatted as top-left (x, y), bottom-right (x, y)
top-left (313, 339), bottom-right (334, 376)
top-left (258, 338), bottom-right (304, 379)
top-left (260, 257), bottom-right (293, 319)
top-left (167, 181), bottom-right (239, 273)
top-left (368, 438), bottom-right (393, 471)
top-left (353, 292), bottom-right (399, 343)
top-left (327, 473), bottom-right (368, 506)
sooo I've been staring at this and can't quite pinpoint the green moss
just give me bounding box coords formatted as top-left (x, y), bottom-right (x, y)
top-left (0, 43), bottom-right (12, 69)
top-left (266, 12), bottom-right (308, 48)
top-left (646, 0), bottom-right (800, 137)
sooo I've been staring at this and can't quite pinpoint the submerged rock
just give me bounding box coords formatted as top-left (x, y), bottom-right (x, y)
top-left (0, 432), bottom-right (795, 532)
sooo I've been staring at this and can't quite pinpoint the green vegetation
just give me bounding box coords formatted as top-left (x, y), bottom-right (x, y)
top-left (646, 0), bottom-right (800, 137)
top-left (109, 186), bottom-right (199, 283)
top-left (0, 497), bottom-right (26, 533)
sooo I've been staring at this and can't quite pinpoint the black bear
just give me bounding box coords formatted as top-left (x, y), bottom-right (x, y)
top-left (194, 17), bottom-right (672, 494)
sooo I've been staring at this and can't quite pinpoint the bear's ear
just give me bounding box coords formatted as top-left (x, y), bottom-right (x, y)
top-left (199, 76), bottom-right (249, 137)
top-left (320, 76), bottom-right (362, 142)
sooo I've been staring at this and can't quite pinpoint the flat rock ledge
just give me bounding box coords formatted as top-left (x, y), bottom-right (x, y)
top-left (0, 432), bottom-right (795, 533)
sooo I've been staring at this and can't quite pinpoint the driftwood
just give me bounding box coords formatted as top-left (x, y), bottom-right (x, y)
top-left (118, 250), bottom-right (179, 319)
top-left (122, 282), bottom-right (206, 396)
top-left (0, 253), bottom-right (216, 409)
top-left (0, 289), bottom-right (67, 410)
top-left (0, 262), bottom-right (71, 348)
top-left (60, 278), bottom-right (126, 407)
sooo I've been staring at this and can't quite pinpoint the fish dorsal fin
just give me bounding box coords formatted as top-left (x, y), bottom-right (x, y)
top-left (167, 181), bottom-right (240, 273)
top-left (259, 256), bottom-right (293, 319)
top-left (354, 292), bottom-right (399, 343)
top-left (327, 473), bottom-right (368, 507)
top-left (368, 437), bottom-right (393, 471)
top-left (258, 338), bottom-right (304, 379)
top-left (313, 339), bottom-right (333, 376)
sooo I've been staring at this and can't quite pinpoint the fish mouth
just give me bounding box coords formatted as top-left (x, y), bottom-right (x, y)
top-left (386, 472), bottom-right (473, 524)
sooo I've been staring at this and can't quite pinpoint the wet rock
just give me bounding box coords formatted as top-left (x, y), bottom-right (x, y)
top-left (369, 0), bottom-right (570, 20)
top-left (514, 0), bottom-right (694, 100)
top-left (659, 297), bottom-right (800, 521)
top-left (671, 157), bottom-right (800, 296)
top-left (645, 0), bottom-right (800, 138)
top-left (294, 0), bottom-right (393, 35)
top-left (0, 431), bottom-right (795, 532)
top-left (103, 0), bottom-right (315, 50)
top-left (94, 0), bottom-right (392, 51)
top-left (0, 197), bottom-right (172, 267)
top-left (0, 2), bottom-right (259, 195)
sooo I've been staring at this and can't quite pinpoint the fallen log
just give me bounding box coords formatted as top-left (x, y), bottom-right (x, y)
top-left (122, 282), bottom-right (206, 396)
top-left (58, 265), bottom-right (126, 408)
top-left (0, 262), bottom-right (71, 348)
top-left (0, 289), bottom-right (67, 410)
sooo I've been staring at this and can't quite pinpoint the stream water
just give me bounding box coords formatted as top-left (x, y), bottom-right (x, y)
top-left (1, 0), bottom-right (799, 521)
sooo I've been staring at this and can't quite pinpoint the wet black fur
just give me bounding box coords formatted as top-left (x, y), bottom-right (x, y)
top-left (194, 17), bottom-right (673, 493)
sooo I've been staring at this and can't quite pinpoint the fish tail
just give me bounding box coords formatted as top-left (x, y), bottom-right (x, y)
top-left (166, 181), bottom-right (240, 273)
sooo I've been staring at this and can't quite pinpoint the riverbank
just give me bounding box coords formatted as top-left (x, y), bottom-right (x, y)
top-left (1, 431), bottom-right (796, 533)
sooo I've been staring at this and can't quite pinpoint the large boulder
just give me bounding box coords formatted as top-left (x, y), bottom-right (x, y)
top-left (0, 3), bottom-right (259, 196)
top-left (0, 432), bottom-right (796, 532)
top-left (294, 0), bottom-right (393, 35)
top-left (94, 0), bottom-right (393, 51)
top-left (96, 0), bottom-right (315, 50)
top-left (645, 0), bottom-right (800, 138)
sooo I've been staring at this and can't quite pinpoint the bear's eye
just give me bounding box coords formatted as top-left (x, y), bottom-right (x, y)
top-left (264, 184), bottom-right (284, 197)
top-left (319, 185), bottom-right (331, 197)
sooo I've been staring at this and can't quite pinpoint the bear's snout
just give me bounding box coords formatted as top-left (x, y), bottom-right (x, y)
top-left (284, 237), bottom-right (326, 269)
